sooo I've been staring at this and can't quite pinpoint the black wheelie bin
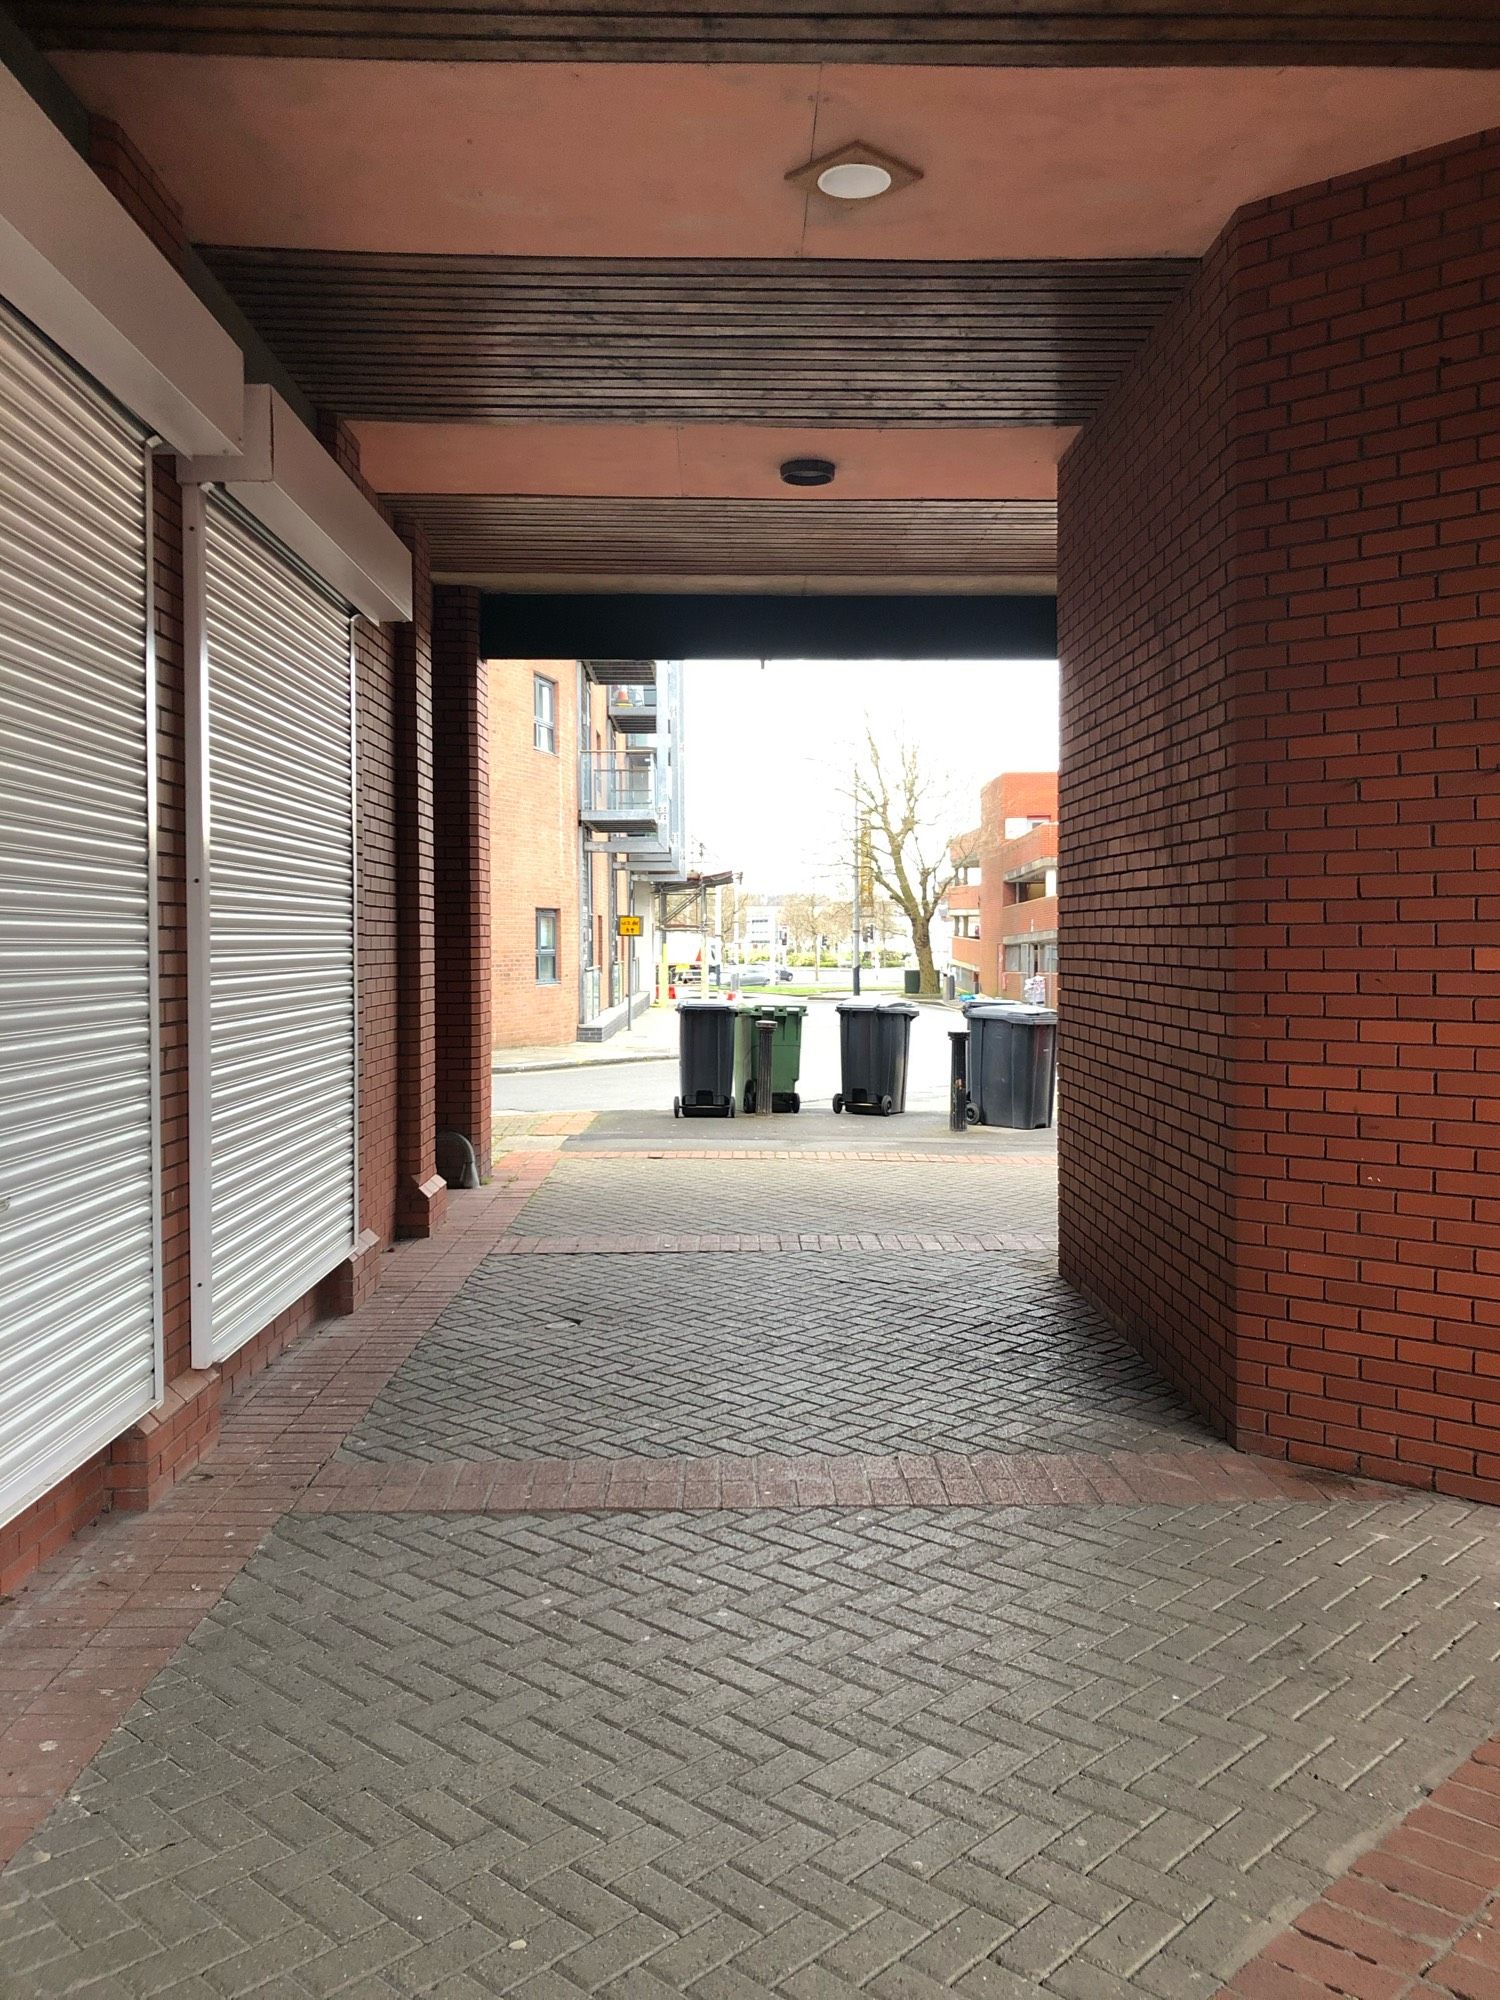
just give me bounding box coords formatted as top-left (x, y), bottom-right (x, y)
top-left (962, 999), bottom-right (1057, 1128)
top-left (674, 998), bottom-right (736, 1118)
top-left (832, 997), bottom-right (919, 1116)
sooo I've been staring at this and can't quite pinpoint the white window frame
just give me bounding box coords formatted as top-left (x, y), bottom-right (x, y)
top-left (533, 672), bottom-right (557, 753)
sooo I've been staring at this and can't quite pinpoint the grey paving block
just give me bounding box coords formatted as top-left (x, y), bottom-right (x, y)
top-left (514, 1158), bottom-right (1057, 1242)
top-left (7, 1502), bottom-right (1500, 1996)
top-left (343, 1251), bottom-right (1206, 1463)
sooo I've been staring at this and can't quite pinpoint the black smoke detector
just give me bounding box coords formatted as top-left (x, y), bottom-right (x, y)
top-left (779, 457), bottom-right (836, 487)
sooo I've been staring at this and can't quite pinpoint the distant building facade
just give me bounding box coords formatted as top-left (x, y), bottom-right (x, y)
top-left (487, 658), bottom-right (687, 1048)
top-left (941, 771), bottom-right (1058, 1003)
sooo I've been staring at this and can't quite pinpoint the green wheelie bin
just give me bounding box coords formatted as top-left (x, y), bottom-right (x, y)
top-left (732, 1000), bottom-right (806, 1113)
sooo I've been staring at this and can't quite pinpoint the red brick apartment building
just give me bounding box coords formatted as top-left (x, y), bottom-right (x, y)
top-left (5, 0), bottom-right (1500, 1581)
top-left (489, 658), bottom-right (587, 1049)
top-left (489, 658), bottom-right (683, 1050)
top-left (945, 772), bottom-right (1059, 1003)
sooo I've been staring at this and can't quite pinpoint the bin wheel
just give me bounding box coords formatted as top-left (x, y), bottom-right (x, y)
top-left (673, 1096), bottom-right (681, 1119)
top-left (880, 1095), bottom-right (894, 1116)
top-left (743, 1080), bottom-right (756, 1114)
top-left (965, 1104), bottom-right (980, 1126)
top-left (832, 1093), bottom-right (844, 1115)
top-left (789, 1093), bottom-right (800, 1114)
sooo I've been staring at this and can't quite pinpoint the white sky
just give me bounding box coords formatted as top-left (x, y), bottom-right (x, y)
top-left (682, 657), bottom-right (1059, 895)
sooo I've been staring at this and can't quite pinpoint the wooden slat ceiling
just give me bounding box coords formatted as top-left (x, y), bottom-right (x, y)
top-left (12, 2), bottom-right (1500, 65)
top-left (391, 496), bottom-right (1057, 590)
top-left (203, 253), bottom-right (1196, 427)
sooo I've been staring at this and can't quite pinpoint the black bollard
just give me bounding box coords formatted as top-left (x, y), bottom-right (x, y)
top-left (756, 1015), bottom-right (777, 1115)
top-left (949, 1028), bottom-right (970, 1131)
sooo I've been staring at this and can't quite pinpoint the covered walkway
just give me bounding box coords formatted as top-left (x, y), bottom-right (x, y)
top-left (5, 1130), bottom-right (1500, 1998)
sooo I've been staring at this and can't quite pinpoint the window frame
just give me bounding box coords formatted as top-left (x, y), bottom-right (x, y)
top-left (532, 672), bottom-right (557, 754)
top-left (535, 906), bottom-right (560, 984)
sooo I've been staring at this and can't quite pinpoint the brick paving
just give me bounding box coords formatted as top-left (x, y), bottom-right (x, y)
top-left (514, 1157), bottom-right (1058, 1240)
top-left (341, 1253), bottom-right (1206, 1463)
top-left (4, 1143), bottom-right (1500, 1998)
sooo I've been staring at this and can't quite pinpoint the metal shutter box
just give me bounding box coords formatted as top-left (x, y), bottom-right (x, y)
top-left (0, 301), bottom-right (159, 1528)
top-left (191, 495), bottom-right (358, 1366)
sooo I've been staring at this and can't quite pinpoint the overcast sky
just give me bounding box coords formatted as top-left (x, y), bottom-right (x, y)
top-left (681, 657), bottom-right (1060, 895)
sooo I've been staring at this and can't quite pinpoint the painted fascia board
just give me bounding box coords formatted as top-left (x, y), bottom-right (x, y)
top-left (183, 386), bottom-right (413, 623)
top-left (0, 65), bottom-right (242, 454)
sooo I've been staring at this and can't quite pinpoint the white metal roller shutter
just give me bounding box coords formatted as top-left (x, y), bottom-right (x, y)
top-left (194, 495), bottom-right (356, 1364)
top-left (0, 301), bottom-right (158, 1527)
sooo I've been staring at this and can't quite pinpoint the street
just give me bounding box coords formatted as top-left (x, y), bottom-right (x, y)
top-left (493, 997), bottom-right (963, 1122)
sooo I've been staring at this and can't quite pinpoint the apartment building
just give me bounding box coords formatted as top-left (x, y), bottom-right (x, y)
top-left (942, 772), bottom-right (1058, 1002)
top-left (488, 657), bottom-right (687, 1049)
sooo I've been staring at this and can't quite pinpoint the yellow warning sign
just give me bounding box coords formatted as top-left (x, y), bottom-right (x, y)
top-left (616, 915), bottom-right (643, 936)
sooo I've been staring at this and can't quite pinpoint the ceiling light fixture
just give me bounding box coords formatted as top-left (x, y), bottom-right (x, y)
top-left (786, 140), bottom-right (922, 205)
top-left (817, 161), bottom-right (893, 201)
top-left (780, 457), bottom-right (836, 487)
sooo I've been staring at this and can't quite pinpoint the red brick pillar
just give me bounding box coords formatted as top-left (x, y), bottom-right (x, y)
top-left (1059, 128), bottom-right (1500, 1502)
top-left (433, 585), bottom-right (492, 1179)
top-left (391, 522), bottom-right (447, 1238)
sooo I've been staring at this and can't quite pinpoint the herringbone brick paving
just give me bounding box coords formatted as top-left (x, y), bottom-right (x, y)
top-left (6, 1503), bottom-right (1500, 1999)
top-left (342, 1254), bottom-right (1206, 1463)
top-left (6, 1144), bottom-right (1500, 1998)
top-left (513, 1159), bottom-right (1059, 1241)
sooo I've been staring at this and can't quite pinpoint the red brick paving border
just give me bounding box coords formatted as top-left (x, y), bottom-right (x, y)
top-left (492, 1229), bottom-right (1055, 1256)
top-left (303, 1446), bottom-right (1372, 1515)
top-left (573, 1148), bottom-right (1058, 1164)
top-left (1219, 1741), bottom-right (1500, 1998)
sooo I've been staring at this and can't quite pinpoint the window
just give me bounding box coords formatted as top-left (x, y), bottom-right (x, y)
top-left (533, 674), bottom-right (557, 753)
top-left (535, 908), bottom-right (559, 983)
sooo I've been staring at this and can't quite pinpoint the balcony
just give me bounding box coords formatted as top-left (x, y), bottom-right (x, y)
top-left (584, 658), bottom-right (656, 686)
top-left (579, 750), bottom-right (661, 835)
top-left (607, 683), bottom-right (657, 734)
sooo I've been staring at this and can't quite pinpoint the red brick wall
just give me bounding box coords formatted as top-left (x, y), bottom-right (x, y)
top-left (356, 613), bottom-right (399, 1251)
top-left (88, 118), bottom-right (187, 269)
top-left (1058, 230), bottom-right (1242, 1435)
top-left (1060, 128), bottom-right (1500, 1497)
top-left (433, 586), bottom-right (493, 1170)
top-left (389, 520), bottom-right (445, 1236)
top-left (488, 657), bottom-right (582, 1049)
top-left (1232, 131), bottom-right (1500, 1495)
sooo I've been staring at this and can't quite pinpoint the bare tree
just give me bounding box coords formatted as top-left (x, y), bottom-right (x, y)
top-left (777, 892), bottom-right (822, 956)
top-left (851, 730), bottom-right (961, 998)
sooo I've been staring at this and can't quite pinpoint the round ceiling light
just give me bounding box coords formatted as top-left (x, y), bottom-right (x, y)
top-left (780, 457), bottom-right (836, 487)
top-left (815, 160), bottom-right (894, 201)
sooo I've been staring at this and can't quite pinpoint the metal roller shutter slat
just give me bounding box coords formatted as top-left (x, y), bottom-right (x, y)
top-left (0, 301), bottom-right (159, 1530)
top-left (198, 498), bottom-right (357, 1363)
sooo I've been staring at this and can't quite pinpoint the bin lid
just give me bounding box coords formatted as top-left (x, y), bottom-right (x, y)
top-left (836, 997), bottom-right (920, 1016)
top-left (968, 1001), bottom-right (1056, 1025)
top-left (737, 1000), bottom-right (806, 1019)
top-left (677, 998), bottom-right (736, 1015)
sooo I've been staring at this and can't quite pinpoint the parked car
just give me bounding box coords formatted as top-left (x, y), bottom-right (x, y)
top-left (727, 964), bottom-right (792, 988)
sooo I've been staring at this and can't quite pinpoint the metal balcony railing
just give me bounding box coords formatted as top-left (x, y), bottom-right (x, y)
top-left (607, 684), bottom-right (657, 733)
top-left (578, 751), bottom-right (660, 833)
